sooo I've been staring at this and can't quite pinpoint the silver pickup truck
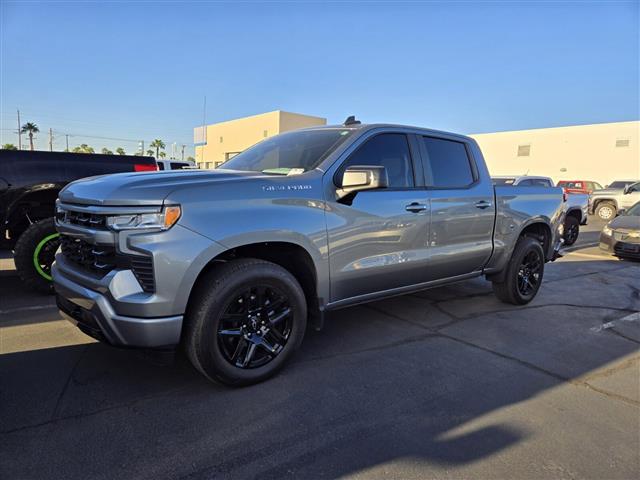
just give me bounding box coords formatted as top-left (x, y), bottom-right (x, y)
top-left (53, 120), bottom-right (565, 386)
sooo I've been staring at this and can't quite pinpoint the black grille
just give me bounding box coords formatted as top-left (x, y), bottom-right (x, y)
top-left (130, 256), bottom-right (155, 293)
top-left (60, 235), bottom-right (156, 292)
top-left (614, 242), bottom-right (640, 258)
top-left (59, 210), bottom-right (108, 230)
top-left (60, 235), bottom-right (116, 275)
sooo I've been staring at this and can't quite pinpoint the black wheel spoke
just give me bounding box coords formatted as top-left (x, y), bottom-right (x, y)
top-left (219, 328), bottom-right (242, 337)
top-left (269, 307), bottom-right (291, 326)
top-left (266, 327), bottom-right (286, 344)
top-left (241, 343), bottom-right (257, 367)
top-left (231, 338), bottom-right (247, 363)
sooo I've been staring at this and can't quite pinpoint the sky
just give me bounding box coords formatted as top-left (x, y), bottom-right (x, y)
top-left (1, 1), bottom-right (638, 157)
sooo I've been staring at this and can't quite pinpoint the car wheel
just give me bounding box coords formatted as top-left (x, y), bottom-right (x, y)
top-left (184, 258), bottom-right (307, 386)
top-left (13, 218), bottom-right (60, 294)
top-left (596, 202), bottom-right (616, 220)
top-left (563, 216), bottom-right (580, 246)
top-left (492, 236), bottom-right (545, 305)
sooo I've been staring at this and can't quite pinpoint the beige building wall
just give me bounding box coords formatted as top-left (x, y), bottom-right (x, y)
top-left (194, 110), bottom-right (326, 169)
top-left (470, 121), bottom-right (639, 187)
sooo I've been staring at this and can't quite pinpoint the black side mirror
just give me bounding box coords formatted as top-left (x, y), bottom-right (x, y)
top-left (623, 186), bottom-right (630, 194)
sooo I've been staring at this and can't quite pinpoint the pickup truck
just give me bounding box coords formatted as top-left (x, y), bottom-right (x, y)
top-left (589, 181), bottom-right (640, 220)
top-left (53, 121), bottom-right (565, 386)
top-left (0, 149), bottom-right (157, 292)
top-left (492, 175), bottom-right (587, 246)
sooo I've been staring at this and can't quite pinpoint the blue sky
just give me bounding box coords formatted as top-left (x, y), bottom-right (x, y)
top-left (1, 1), bottom-right (638, 156)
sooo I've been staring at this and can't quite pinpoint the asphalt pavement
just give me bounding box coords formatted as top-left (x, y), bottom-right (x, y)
top-left (1, 217), bottom-right (639, 479)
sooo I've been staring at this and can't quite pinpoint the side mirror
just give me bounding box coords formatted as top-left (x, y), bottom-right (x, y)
top-left (337, 165), bottom-right (388, 198)
top-left (623, 185), bottom-right (631, 194)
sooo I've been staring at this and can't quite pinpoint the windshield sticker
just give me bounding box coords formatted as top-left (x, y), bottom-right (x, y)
top-left (287, 168), bottom-right (305, 176)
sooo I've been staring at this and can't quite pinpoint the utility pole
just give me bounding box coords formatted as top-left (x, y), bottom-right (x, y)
top-left (181, 144), bottom-right (185, 161)
top-left (65, 134), bottom-right (69, 151)
top-left (49, 128), bottom-right (54, 152)
top-left (17, 109), bottom-right (22, 150)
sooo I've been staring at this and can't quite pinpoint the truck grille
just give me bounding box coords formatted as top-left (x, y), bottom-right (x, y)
top-left (57, 210), bottom-right (108, 230)
top-left (60, 235), bottom-right (116, 274)
top-left (60, 235), bottom-right (156, 292)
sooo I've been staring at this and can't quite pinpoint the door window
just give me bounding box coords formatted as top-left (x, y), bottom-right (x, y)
top-left (340, 133), bottom-right (415, 188)
top-left (419, 137), bottom-right (474, 188)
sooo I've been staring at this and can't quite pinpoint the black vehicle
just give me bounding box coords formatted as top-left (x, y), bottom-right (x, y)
top-left (599, 201), bottom-right (640, 260)
top-left (0, 149), bottom-right (157, 292)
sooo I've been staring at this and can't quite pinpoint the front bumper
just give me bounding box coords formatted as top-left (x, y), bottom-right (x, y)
top-left (54, 264), bottom-right (183, 347)
top-left (599, 233), bottom-right (640, 259)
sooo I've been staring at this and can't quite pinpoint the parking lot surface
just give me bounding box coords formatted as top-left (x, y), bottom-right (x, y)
top-left (1, 218), bottom-right (639, 479)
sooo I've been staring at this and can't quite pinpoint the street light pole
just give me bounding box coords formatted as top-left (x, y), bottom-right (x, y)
top-left (17, 109), bottom-right (22, 150)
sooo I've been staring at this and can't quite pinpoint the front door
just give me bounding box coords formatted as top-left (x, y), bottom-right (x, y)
top-left (325, 133), bottom-right (430, 302)
top-left (620, 183), bottom-right (640, 209)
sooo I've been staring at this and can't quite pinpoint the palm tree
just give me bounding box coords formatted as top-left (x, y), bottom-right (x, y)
top-left (101, 147), bottom-right (113, 155)
top-left (21, 122), bottom-right (39, 151)
top-left (72, 144), bottom-right (95, 154)
top-left (116, 147), bottom-right (126, 155)
top-left (158, 151), bottom-right (166, 159)
top-left (2, 143), bottom-right (18, 150)
top-left (146, 149), bottom-right (155, 157)
top-left (149, 139), bottom-right (165, 159)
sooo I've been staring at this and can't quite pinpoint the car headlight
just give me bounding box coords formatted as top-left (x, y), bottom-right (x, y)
top-left (106, 205), bottom-right (181, 231)
top-left (628, 230), bottom-right (640, 238)
top-left (602, 225), bottom-right (613, 236)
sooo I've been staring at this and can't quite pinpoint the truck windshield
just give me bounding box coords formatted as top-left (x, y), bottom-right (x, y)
top-left (492, 178), bottom-right (516, 186)
top-left (220, 129), bottom-right (353, 174)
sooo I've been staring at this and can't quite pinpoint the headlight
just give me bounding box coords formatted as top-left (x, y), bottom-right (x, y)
top-left (602, 225), bottom-right (613, 236)
top-left (628, 230), bottom-right (640, 238)
top-left (106, 205), bottom-right (181, 231)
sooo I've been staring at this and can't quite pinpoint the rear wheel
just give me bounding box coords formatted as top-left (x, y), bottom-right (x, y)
top-left (184, 259), bottom-right (307, 386)
top-left (492, 236), bottom-right (545, 305)
top-left (563, 215), bottom-right (580, 246)
top-left (13, 218), bottom-right (60, 293)
top-left (596, 202), bottom-right (616, 220)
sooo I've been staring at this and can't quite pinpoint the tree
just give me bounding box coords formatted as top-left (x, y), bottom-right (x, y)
top-left (72, 144), bottom-right (95, 154)
top-left (101, 147), bottom-right (113, 155)
top-left (2, 143), bottom-right (18, 150)
top-left (146, 149), bottom-right (155, 157)
top-left (158, 151), bottom-right (166, 159)
top-left (20, 122), bottom-right (39, 151)
top-left (149, 139), bottom-right (165, 159)
top-left (186, 156), bottom-right (195, 162)
top-left (116, 147), bottom-right (126, 155)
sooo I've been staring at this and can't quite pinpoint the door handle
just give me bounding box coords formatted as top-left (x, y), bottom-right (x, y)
top-left (474, 200), bottom-right (492, 209)
top-left (405, 202), bottom-right (428, 213)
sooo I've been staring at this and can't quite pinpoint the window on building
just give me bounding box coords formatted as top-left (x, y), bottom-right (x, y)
top-left (219, 136), bottom-right (224, 143)
top-left (215, 161), bottom-right (224, 168)
top-left (263, 130), bottom-right (268, 138)
top-left (340, 134), bottom-right (415, 188)
top-left (420, 136), bottom-right (475, 188)
top-left (517, 144), bottom-right (531, 157)
top-left (616, 139), bottom-right (630, 148)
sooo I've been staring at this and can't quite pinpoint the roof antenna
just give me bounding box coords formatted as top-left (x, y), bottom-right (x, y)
top-left (343, 115), bottom-right (361, 126)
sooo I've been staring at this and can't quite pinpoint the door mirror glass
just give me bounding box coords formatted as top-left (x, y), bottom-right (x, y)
top-left (338, 165), bottom-right (388, 197)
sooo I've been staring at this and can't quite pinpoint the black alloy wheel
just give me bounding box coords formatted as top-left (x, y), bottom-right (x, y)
top-left (217, 285), bottom-right (293, 369)
top-left (516, 250), bottom-right (542, 297)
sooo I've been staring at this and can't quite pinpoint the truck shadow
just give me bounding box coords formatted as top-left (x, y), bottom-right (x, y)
top-left (1, 257), bottom-right (639, 479)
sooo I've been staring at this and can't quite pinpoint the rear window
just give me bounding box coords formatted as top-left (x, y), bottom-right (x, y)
top-left (420, 137), bottom-right (474, 188)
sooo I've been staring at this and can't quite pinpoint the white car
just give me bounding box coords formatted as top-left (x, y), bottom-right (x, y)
top-left (156, 160), bottom-right (196, 171)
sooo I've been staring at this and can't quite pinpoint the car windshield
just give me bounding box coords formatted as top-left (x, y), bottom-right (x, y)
top-left (220, 128), bottom-right (354, 174)
top-left (626, 202), bottom-right (640, 216)
top-left (492, 177), bottom-right (516, 186)
top-left (609, 181), bottom-right (637, 189)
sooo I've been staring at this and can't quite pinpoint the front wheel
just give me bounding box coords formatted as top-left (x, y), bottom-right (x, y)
top-left (492, 236), bottom-right (545, 305)
top-left (184, 258), bottom-right (307, 386)
top-left (596, 202), bottom-right (616, 220)
top-left (13, 218), bottom-right (60, 294)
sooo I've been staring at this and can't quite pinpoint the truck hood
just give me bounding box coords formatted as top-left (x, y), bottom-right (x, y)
top-left (59, 169), bottom-right (264, 206)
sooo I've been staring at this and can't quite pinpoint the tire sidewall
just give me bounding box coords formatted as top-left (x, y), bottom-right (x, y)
top-left (194, 263), bottom-right (307, 385)
top-left (509, 237), bottom-right (545, 304)
top-left (563, 216), bottom-right (580, 246)
top-left (13, 218), bottom-right (59, 293)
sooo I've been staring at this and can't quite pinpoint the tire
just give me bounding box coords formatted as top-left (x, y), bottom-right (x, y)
top-left (492, 236), bottom-right (545, 305)
top-left (184, 258), bottom-right (307, 386)
top-left (13, 218), bottom-right (60, 294)
top-left (563, 215), bottom-right (580, 246)
top-left (596, 202), bottom-right (616, 220)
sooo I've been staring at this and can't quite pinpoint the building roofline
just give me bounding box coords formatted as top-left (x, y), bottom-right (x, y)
top-left (470, 119), bottom-right (640, 136)
top-left (196, 110), bottom-right (326, 129)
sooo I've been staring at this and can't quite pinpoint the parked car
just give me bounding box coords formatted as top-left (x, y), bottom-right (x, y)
top-left (0, 149), bottom-right (157, 292)
top-left (492, 175), bottom-right (554, 187)
top-left (589, 181), bottom-right (640, 220)
top-left (492, 175), bottom-right (586, 246)
top-left (156, 160), bottom-right (196, 170)
top-left (604, 180), bottom-right (639, 190)
top-left (599, 201), bottom-right (640, 260)
top-left (556, 180), bottom-right (603, 195)
top-left (53, 121), bottom-right (565, 386)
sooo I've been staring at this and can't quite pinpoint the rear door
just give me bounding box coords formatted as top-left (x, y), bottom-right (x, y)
top-left (325, 132), bottom-right (431, 302)
top-left (417, 135), bottom-right (494, 280)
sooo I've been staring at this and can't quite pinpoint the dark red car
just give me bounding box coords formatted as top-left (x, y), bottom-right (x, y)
top-left (557, 180), bottom-right (603, 195)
